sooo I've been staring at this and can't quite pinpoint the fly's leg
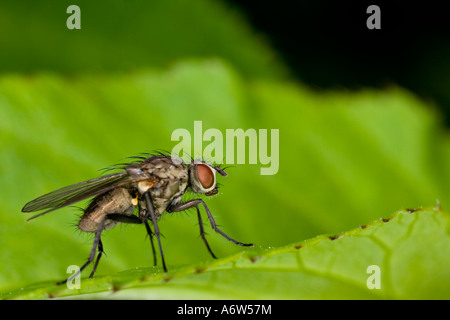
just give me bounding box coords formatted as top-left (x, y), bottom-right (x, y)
top-left (195, 205), bottom-right (217, 259)
top-left (86, 214), bottom-right (145, 279)
top-left (144, 221), bottom-right (157, 266)
top-left (89, 239), bottom-right (104, 278)
top-left (57, 214), bottom-right (144, 285)
top-left (142, 191), bottom-right (167, 272)
top-left (139, 203), bottom-right (157, 266)
top-left (169, 201), bottom-right (218, 259)
top-left (57, 215), bottom-right (108, 285)
top-left (167, 199), bottom-right (253, 257)
top-left (128, 167), bottom-right (158, 267)
top-left (99, 214), bottom-right (158, 268)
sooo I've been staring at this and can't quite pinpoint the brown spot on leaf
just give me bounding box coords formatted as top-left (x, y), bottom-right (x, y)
top-left (329, 234), bottom-right (342, 240)
top-left (195, 266), bottom-right (207, 273)
top-left (249, 256), bottom-right (262, 263)
top-left (112, 284), bottom-right (122, 293)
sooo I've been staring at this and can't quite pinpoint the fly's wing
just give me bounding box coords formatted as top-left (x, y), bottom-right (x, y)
top-left (22, 171), bottom-right (144, 220)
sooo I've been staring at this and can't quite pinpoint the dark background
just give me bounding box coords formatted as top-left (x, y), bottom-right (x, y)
top-left (225, 0), bottom-right (450, 124)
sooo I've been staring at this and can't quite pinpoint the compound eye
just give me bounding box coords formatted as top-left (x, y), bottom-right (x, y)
top-left (197, 164), bottom-right (215, 189)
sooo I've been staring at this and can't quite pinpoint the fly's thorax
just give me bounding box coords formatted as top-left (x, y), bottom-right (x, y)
top-left (134, 156), bottom-right (189, 215)
top-left (78, 187), bottom-right (136, 232)
top-left (138, 155), bottom-right (189, 177)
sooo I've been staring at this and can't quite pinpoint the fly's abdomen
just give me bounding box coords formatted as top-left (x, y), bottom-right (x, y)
top-left (78, 187), bottom-right (136, 232)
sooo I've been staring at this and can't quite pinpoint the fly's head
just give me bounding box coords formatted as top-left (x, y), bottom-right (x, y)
top-left (188, 161), bottom-right (227, 196)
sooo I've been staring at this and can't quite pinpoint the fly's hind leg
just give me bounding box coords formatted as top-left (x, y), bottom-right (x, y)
top-left (89, 239), bottom-right (104, 278)
top-left (57, 216), bottom-right (109, 285)
top-left (57, 214), bottom-right (143, 286)
top-left (87, 214), bottom-right (146, 279)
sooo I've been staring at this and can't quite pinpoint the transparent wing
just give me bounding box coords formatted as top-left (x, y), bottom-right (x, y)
top-left (22, 171), bottom-right (143, 220)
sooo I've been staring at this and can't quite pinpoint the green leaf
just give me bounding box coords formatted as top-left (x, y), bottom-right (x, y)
top-left (3, 208), bottom-right (450, 299)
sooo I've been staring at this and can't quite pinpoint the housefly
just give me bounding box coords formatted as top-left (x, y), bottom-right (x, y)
top-left (22, 153), bottom-right (253, 283)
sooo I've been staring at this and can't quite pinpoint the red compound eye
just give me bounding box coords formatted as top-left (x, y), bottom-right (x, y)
top-left (197, 164), bottom-right (214, 189)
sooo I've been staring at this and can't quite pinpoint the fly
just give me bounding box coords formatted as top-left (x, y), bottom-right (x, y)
top-left (21, 153), bottom-right (253, 283)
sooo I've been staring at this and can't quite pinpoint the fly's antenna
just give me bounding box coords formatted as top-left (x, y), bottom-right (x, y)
top-left (214, 166), bottom-right (228, 177)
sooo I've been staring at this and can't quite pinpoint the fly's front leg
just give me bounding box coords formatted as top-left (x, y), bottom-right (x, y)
top-left (195, 205), bottom-right (217, 259)
top-left (167, 199), bottom-right (253, 258)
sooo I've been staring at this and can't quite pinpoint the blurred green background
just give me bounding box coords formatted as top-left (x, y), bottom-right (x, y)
top-left (1, 0), bottom-right (450, 296)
